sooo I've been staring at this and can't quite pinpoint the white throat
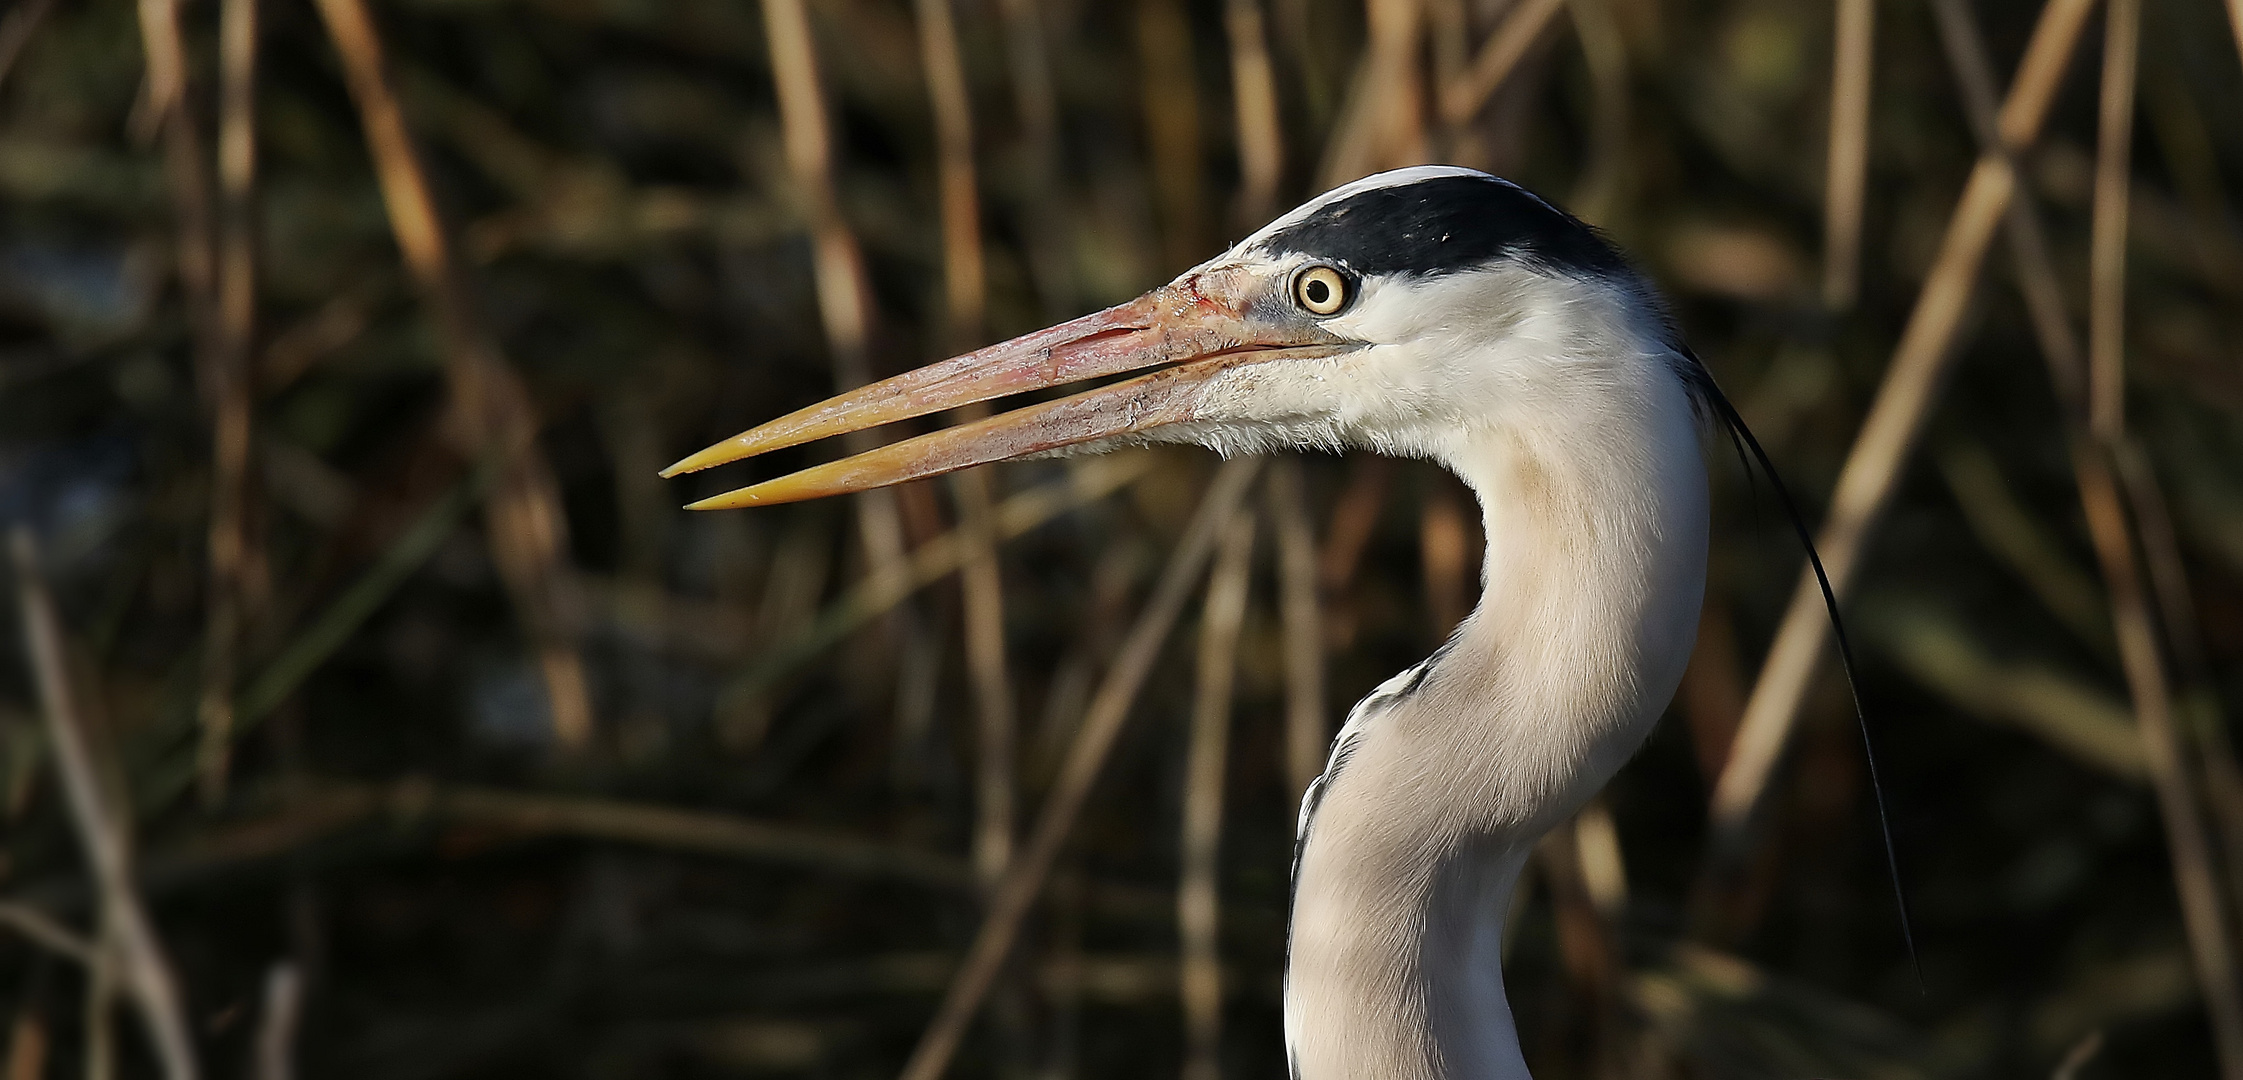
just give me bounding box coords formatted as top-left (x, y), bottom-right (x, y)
top-left (1282, 295), bottom-right (1709, 1080)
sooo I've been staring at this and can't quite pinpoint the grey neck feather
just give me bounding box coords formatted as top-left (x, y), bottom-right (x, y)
top-left (1282, 330), bottom-right (1709, 1080)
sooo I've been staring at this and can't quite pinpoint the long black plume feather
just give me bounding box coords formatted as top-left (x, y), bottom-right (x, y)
top-left (1682, 352), bottom-right (1923, 988)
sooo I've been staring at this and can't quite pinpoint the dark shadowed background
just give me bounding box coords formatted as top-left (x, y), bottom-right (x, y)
top-left (0, 0), bottom-right (2241, 1075)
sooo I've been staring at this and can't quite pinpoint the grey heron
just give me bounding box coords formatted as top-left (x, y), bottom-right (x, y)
top-left (663, 165), bottom-right (1894, 1080)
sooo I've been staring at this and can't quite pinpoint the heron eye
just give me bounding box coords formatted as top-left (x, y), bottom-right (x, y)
top-left (1293, 265), bottom-right (1349, 315)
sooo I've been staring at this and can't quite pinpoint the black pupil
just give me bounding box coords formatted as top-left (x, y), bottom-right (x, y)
top-left (1305, 278), bottom-right (1330, 305)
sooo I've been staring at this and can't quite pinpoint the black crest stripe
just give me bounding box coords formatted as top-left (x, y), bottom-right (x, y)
top-left (1252, 173), bottom-right (1630, 279)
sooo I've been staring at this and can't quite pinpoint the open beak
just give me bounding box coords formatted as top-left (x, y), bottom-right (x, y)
top-left (663, 277), bottom-right (1341, 510)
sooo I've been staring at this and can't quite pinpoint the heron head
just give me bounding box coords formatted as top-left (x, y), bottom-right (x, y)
top-left (663, 165), bottom-right (1668, 508)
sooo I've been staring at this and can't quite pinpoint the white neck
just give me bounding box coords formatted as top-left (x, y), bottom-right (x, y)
top-left (1283, 327), bottom-right (1708, 1080)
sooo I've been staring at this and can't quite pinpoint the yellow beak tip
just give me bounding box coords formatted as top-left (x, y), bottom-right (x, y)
top-left (663, 438), bottom-right (768, 479)
top-left (685, 483), bottom-right (790, 510)
top-left (661, 453), bottom-right (718, 478)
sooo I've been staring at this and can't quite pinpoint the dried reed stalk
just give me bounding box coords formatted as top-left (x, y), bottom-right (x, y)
top-left (1678, 603), bottom-right (1747, 783)
top-left (1266, 461), bottom-right (1328, 807)
top-left (0, 902), bottom-right (91, 964)
top-left (1426, 0), bottom-right (1468, 88)
top-left (1039, 870), bottom-right (1086, 1077)
top-left (10, 529), bottom-right (199, 1080)
top-left (1319, 0), bottom-right (1427, 186)
top-left (723, 456), bottom-right (1153, 704)
top-left (912, 0), bottom-right (1016, 892)
top-left (1923, 0), bottom-right (2099, 601)
top-left (1316, 457), bottom-right (1389, 656)
top-left (1225, 0), bottom-right (1324, 810)
top-left (1936, 0), bottom-right (2219, 756)
top-left (2082, 0), bottom-right (2243, 1066)
top-left (233, 463), bottom-right (490, 732)
top-left (171, 776), bottom-right (977, 889)
top-left (1924, 0), bottom-right (2085, 406)
top-left (758, 0), bottom-right (912, 588)
top-left (0, 0), bottom-right (56, 92)
top-left (1931, 0), bottom-right (2243, 1057)
top-left (1936, 448), bottom-right (2109, 650)
top-left (2087, 1), bottom-right (2133, 445)
top-left (1706, 0), bottom-right (2102, 840)
top-left (995, 0), bottom-right (1074, 314)
top-left (1536, 820), bottom-right (1621, 1074)
top-left (1820, 0), bottom-right (1875, 309)
top-left (4, 1008), bottom-right (44, 1080)
top-left (2052, 1031), bottom-right (2106, 1080)
top-left (1224, 0), bottom-right (1284, 225)
top-left (918, 0), bottom-right (986, 348)
top-left (1180, 508), bottom-right (1256, 1080)
top-left (1572, 799), bottom-right (1631, 1077)
top-left (2223, 0), bottom-right (2243, 103)
top-left (1573, 800), bottom-right (1627, 922)
top-left (259, 283), bottom-right (378, 394)
top-left (758, 0), bottom-right (928, 762)
top-left (897, 457), bottom-right (1264, 1080)
top-left (1139, 0), bottom-right (1207, 270)
top-left (1437, 0), bottom-right (1566, 126)
top-left (2113, 442), bottom-right (2243, 906)
top-left (910, 12), bottom-right (1030, 1061)
top-left (1564, 0), bottom-right (1629, 221)
top-left (1318, 457), bottom-right (1387, 594)
top-left (2076, 448), bottom-right (2243, 1074)
top-left (388, 778), bottom-right (977, 886)
top-left (1420, 482), bottom-right (1471, 637)
top-left (86, 943), bottom-right (115, 1080)
top-left (1875, 600), bottom-right (2144, 779)
top-left (954, 465), bottom-right (1017, 882)
top-left (196, 0), bottom-right (261, 804)
top-left (132, 0), bottom-right (186, 131)
top-left (251, 961), bottom-right (302, 1080)
top-left (134, 0), bottom-right (213, 329)
top-left (132, 0), bottom-right (243, 792)
top-left (311, 0), bottom-right (595, 749)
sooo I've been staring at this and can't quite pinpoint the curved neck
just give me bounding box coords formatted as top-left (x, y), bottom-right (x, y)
top-left (1286, 357), bottom-right (1707, 1080)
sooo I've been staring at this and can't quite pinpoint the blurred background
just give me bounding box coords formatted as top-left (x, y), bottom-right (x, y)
top-left (1, 0), bottom-right (2242, 1073)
